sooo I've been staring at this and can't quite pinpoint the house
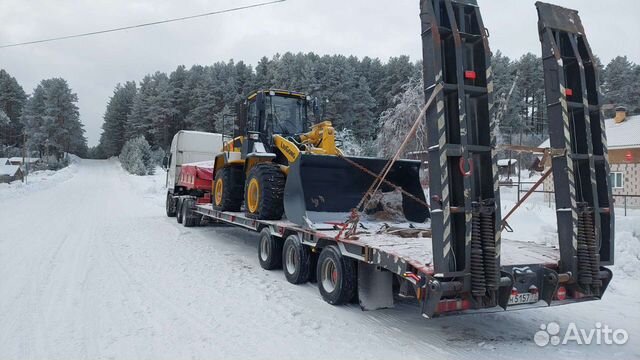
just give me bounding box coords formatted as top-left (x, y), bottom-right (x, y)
top-left (0, 158), bottom-right (9, 165)
top-left (0, 164), bottom-right (24, 183)
top-left (542, 107), bottom-right (640, 208)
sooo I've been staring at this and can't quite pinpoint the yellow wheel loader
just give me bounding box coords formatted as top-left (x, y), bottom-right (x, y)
top-left (212, 89), bottom-right (429, 228)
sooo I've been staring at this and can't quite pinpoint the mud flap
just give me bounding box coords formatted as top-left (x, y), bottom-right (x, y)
top-left (358, 263), bottom-right (394, 311)
top-left (284, 154), bottom-right (429, 228)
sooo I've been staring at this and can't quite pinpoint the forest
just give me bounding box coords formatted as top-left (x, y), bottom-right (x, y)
top-left (0, 70), bottom-right (87, 165)
top-left (1, 52), bottom-right (639, 162)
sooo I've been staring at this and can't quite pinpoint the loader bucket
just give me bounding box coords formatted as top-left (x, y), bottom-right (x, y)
top-left (284, 154), bottom-right (429, 228)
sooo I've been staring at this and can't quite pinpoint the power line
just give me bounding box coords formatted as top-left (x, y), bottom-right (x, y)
top-left (0, 0), bottom-right (286, 49)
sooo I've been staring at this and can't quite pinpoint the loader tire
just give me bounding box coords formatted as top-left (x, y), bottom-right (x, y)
top-left (317, 245), bottom-right (357, 305)
top-left (258, 228), bottom-right (283, 270)
top-left (245, 163), bottom-right (285, 220)
top-left (282, 234), bottom-right (312, 284)
top-left (213, 166), bottom-right (244, 212)
top-left (166, 192), bottom-right (177, 217)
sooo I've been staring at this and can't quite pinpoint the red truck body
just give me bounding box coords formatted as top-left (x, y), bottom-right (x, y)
top-left (178, 161), bottom-right (214, 203)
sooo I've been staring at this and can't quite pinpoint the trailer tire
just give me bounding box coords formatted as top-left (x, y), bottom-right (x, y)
top-left (166, 192), bottom-right (177, 217)
top-left (176, 197), bottom-right (184, 224)
top-left (258, 228), bottom-right (282, 270)
top-left (182, 199), bottom-right (200, 227)
top-left (213, 166), bottom-right (244, 212)
top-left (282, 234), bottom-right (312, 284)
top-left (245, 163), bottom-right (285, 220)
top-left (317, 245), bottom-right (357, 305)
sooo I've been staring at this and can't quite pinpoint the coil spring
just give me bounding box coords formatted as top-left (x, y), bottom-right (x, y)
top-left (577, 207), bottom-right (601, 289)
top-left (471, 210), bottom-right (485, 297)
top-left (583, 210), bottom-right (601, 288)
top-left (480, 210), bottom-right (499, 290)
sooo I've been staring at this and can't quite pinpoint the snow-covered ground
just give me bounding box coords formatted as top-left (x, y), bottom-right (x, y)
top-left (0, 159), bottom-right (638, 359)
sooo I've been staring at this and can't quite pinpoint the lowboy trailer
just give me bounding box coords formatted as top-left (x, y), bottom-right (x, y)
top-left (167, 0), bottom-right (613, 319)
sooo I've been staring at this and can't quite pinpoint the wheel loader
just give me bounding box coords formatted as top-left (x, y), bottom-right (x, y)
top-left (211, 89), bottom-right (429, 228)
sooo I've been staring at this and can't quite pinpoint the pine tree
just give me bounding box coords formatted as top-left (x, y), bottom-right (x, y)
top-left (119, 136), bottom-right (154, 175)
top-left (0, 69), bottom-right (27, 148)
top-left (602, 56), bottom-right (638, 115)
top-left (99, 81), bottom-right (137, 157)
top-left (21, 78), bottom-right (87, 160)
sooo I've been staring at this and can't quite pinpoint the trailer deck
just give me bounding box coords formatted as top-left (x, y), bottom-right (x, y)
top-left (195, 205), bottom-right (559, 274)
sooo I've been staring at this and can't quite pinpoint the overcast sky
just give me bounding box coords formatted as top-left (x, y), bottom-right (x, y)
top-left (1, 0), bottom-right (638, 146)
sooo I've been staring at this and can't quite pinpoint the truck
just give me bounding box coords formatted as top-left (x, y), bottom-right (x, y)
top-left (164, 130), bottom-right (223, 219)
top-left (163, 0), bottom-right (614, 319)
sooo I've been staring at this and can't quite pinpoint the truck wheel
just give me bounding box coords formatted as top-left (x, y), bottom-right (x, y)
top-left (213, 166), bottom-right (244, 212)
top-left (317, 245), bottom-right (357, 305)
top-left (258, 228), bottom-right (282, 270)
top-left (282, 234), bottom-right (312, 284)
top-left (166, 192), bottom-right (177, 217)
top-left (176, 198), bottom-right (184, 224)
top-left (245, 163), bottom-right (285, 220)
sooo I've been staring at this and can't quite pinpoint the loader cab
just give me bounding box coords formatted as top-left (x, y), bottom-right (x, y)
top-left (244, 90), bottom-right (311, 143)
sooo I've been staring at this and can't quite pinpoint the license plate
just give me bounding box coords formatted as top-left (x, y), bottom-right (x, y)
top-left (508, 292), bottom-right (539, 305)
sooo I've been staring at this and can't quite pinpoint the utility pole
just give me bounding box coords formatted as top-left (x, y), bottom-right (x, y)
top-left (22, 132), bottom-right (28, 184)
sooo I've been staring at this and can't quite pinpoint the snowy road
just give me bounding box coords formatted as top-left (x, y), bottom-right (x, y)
top-left (0, 159), bottom-right (638, 359)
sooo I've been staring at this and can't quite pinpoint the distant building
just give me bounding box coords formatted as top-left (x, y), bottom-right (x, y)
top-left (541, 107), bottom-right (640, 208)
top-left (497, 158), bottom-right (518, 177)
top-left (8, 157), bottom-right (40, 166)
top-left (0, 165), bottom-right (24, 183)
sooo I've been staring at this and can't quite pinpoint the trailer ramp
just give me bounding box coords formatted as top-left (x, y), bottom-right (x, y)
top-left (536, 2), bottom-right (614, 298)
top-left (420, 0), bottom-right (508, 316)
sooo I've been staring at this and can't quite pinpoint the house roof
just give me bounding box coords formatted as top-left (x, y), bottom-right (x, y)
top-left (0, 158), bottom-right (8, 165)
top-left (497, 159), bottom-right (518, 166)
top-left (539, 115), bottom-right (640, 149)
top-left (8, 157), bottom-right (39, 163)
top-left (0, 165), bottom-right (21, 176)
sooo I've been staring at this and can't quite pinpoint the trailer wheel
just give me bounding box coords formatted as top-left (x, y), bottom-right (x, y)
top-left (258, 228), bottom-right (282, 270)
top-left (176, 197), bottom-right (184, 224)
top-left (166, 192), bottom-right (177, 217)
top-left (282, 234), bottom-right (312, 284)
top-left (245, 163), bottom-right (285, 220)
top-left (182, 199), bottom-right (201, 227)
top-left (213, 166), bottom-right (244, 212)
top-left (317, 245), bottom-right (357, 305)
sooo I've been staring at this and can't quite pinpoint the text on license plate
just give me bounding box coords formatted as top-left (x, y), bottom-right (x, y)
top-left (509, 292), bottom-right (539, 305)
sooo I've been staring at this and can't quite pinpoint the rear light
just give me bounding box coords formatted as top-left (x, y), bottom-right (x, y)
top-left (511, 287), bottom-right (519, 296)
top-left (529, 285), bottom-right (539, 295)
top-left (565, 88), bottom-right (573, 96)
top-left (464, 70), bottom-right (477, 80)
top-left (555, 286), bottom-right (567, 301)
top-left (436, 298), bottom-right (473, 313)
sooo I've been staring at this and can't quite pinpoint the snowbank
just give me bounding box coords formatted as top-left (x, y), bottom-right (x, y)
top-left (500, 186), bottom-right (640, 291)
top-left (0, 155), bottom-right (80, 200)
top-left (114, 159), bottom-right (167, 208)
top-left (611, 217), bottom-right (640, 280)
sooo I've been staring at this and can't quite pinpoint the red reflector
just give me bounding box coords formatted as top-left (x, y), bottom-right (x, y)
top-left (464, 70), bottom-right (477, 80)
top-left (565, 88), bottom-right (573, 96)
top-left (529, 285), bottom-right (539, 295)
top-left (556, 286), bottom-right (567, 301)
top-left (511, 287), bottom-right (518, 296)
top-left (436, 299), bottom-right (473, 313)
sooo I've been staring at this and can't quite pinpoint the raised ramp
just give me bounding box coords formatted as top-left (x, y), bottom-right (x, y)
top-left (536, 2), bottom-right (614, 297)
